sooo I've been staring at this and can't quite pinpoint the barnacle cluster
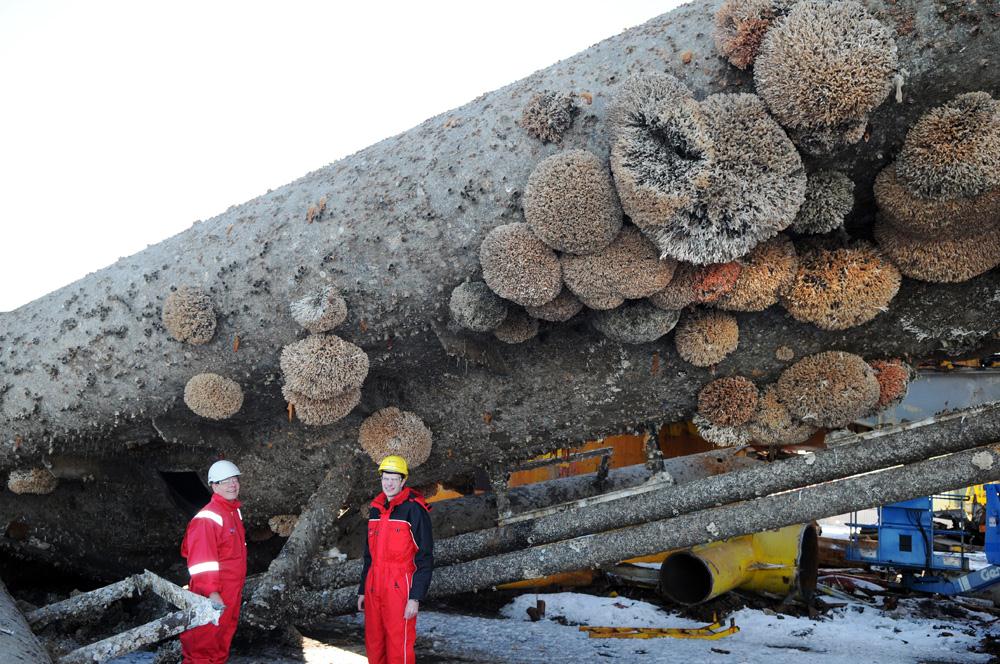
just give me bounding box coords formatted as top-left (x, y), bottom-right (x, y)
top-left (282, 386), bottom-right (362, 426)
top-left (674, 310), bottom-right (739, 367)
top-left (591, 301), bottom-right (681, 345)
top-left (183, 373), bottom-right (244, 420)
top-left (450, 281), bottom-right (508, 332)
top-left (520, 91), bottom-right (578, 143)
top-left (648, 263), bottom-right (699, 311)
top-left (715, 236), bottom-right (798, 312)
top-left (494, 308), bottom-right (539, 344)
top-left (268, 514), bottom-right (299, 538)
top-left (754, 0), bottom-right (897, 154)
top-left (480, 223), bottom-right (562, 307)
top-left (525, 288), bottom-right (583, 322)
top-left (693, 413), bottom-right (751, 447)
top-left (562, 226), bottom-right (676, 310)
top-left (162, 286), bottom-right (217, 345)
top-left (780, 243), bottom-right (900, 330)
top-left (698, 376), bottom-right (758, 426)
top-left (523, 150), bottom-right (623, 255)
top-left (874, 220), bottom-right (1000, 283)
top-left (358, 407), bottom-right (433, 467)
top-left (776, 351), bottom-right (880, 428)
top-left (690, 262), bottom-right (742, 304)
top-left (791, 171), bottom-right (854, 235)
top-left (747, 385), bottom-right (816, 445)
top-left (7, 468), bottom-right (59, 495)
top-left (290, 286), bottom-right (348, 334)
top-left (713, 0), bottom-right (791, 70)
top-left (868, 358), bottom-right (915, 411)
top-left (281, 334), bottom-right (368, 425)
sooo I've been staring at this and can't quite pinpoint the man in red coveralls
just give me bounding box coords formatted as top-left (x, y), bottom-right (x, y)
top-left (180, 460), bottom-right (247, 664)
top-left (357, 455), bottom-right (433, 664)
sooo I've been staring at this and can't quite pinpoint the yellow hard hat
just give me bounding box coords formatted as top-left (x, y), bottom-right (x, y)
top-left (378, 455), bottom-right (409, 478)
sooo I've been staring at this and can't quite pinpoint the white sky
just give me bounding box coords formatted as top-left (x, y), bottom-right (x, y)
top-left (0, 1), bottom-right (679, 312)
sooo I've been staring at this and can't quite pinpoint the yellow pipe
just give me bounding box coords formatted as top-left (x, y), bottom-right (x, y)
top-left (659, 523), bottom-right (817, 604)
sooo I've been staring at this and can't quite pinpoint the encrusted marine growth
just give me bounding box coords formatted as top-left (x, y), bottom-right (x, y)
top-left (7, 468), bottom-right (59, 495)
top-left (874, 166), bottom-right (1000, 239)
top-left (268, 515), bottom-right (299, 538)
top-left (450, 281), bottom-right (508, 332)
top-left (523, 150), bottom-right (623, 255)
top-left (780, 243), bottom-right (901, 330)
top-left (868, 359), bottom-right (915, 411)
top-left (748, 386), bottom-right (816, 445)
top-left (776, 351), bottom-right (880, 428)
top-left (282, 386), bottom-right (362, 426)
top-left (874, 219), bottom-right (1000, 283)
top-left (648, 263), bottom-right (699, 311)
top-left (162, 286), bottom-right (216, 345)
top-left (714, 0), bottom-right (788, 70)
top-left (716, 236), bottom-right (798, 312)
top-left (674, 310), bottom-right (739, 367)
top-left (590, 301), bottom-right (681, 345)
top-left (691, 262), bottom-right (742, 304)
top-left (358, 407), bottom-right (433, 468)
top-left (183, 373), bottom-right (244, 420)
top-left (280, 334), bottom-right (369, 400)
top-left (562, 226), bottom-right (676, 310)
top-left (290, 286), bottom-right (348, 334)
top-left (694, 413), bottom-right (751, 447)
top-left (791, 171), bottom-right (854, 234)
top-left (525, 288), bottom-right (584, 322)
top-left (480, 223), bottom-right (562, 307)
top-left (698, 376), bottom-right (758, 426)
top-left (520, 91), bottom-right (579, 143)
top-left (754, 0), bottom-right (897, 154)
top-left (494, 308), bottom-right (539, 344)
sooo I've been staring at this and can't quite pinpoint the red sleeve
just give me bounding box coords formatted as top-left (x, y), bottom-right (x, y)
top-left (181, 515), bottom-right (222, 594)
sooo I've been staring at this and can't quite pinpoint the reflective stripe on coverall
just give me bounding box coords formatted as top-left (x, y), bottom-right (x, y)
top-left (180, 492), bottom-right (247, 664)
top-left (360, 487), bottom-right (433, 664)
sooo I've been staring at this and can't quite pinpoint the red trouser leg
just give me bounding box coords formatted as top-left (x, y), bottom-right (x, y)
top-left (365, 568), bottom-right (417, 664)
top-left (181, 577), bottom-right (244, 664)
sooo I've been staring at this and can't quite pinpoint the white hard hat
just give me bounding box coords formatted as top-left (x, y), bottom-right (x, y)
top-left (207, 460), bottom-right (241, 483)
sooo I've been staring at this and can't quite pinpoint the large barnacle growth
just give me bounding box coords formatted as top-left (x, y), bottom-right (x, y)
top-left (754, 0), bottom-right (897, 154)
top-left (494, 308), bottom-right (539, 344)
top-left (590, 301), bottom-right (681, 345)
top-left (713, 0), bottom-right (795, 70)
top-left (290, 286), bottom-right (348, 334)
top-left (282, 386), bottom-right (362, 426)
top-left (562, 226), bottom-right (676, 310)
top-left (674, 310), bottom-right (739, 367)
top-left (648, 263), bottom-right (699, 311)
top-left (519, 91), bottom-right (578, 144)
top-left (651, 93), bottom-right (806, 264)
top-left (183, 373), bottom-right (244, 420)
top-left (450, 281), bottom-right (508, 332)
top-left (693, 413), bottom-right (751, 447)
top-left (358, 407), bottom-right (433, 467)
top-left (690, 262), bottom-right (742, 304)
top-left (269, 515), bottom-right (299, 538)
top-left (525, 288), bottom-right (583, 322)
top-left (607, 73), bottom-right (713, 240)
top-left (480, 223), bottom-right (562, 307)
top-left (162, 286), bottom-right (216, 345)
top-left (523, 150), bottom-right (623, 255)
top-left (874, 219), bottom-right (1000, 283)
top-left (698, 376), bottom-right (758, 426)
top-left (776, 351), bottom-right (880, 428)
top-left (791, 171), bottom-right (854, 235)
top-left (716, 236), bottom-right (798, 312)
top-left (280, 334), bottom-right (369, 400)
top-left (780, 243), bottom-right (900, 330)
top-left (748, 386), bottom-right (816, 445)
top-left (7, 468), bottom-right (58, 495)
top-left (868, 358), bottom-right (915, 412)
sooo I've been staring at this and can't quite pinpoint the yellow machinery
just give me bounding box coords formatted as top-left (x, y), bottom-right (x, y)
top-left (580, 615), bottom-right (739, 640)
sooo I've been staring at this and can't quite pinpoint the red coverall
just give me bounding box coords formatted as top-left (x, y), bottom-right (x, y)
top-left (179, 492), bottom-right (247, 664)
top-left (359, 487), bottom-right (433, 664)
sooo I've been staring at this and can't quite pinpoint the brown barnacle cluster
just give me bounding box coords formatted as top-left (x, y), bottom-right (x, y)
top-left (480, 223), bottom-right (562, 307)
top-left (693, 413), bottom-right (751, 447)
top-left (184, 373), bottom-right (244, 420)
top-left (776, 351), bottom-right (880, 428)
top-left (268, 514), bottom-right (299, 538)
top-left (868, 358), bottom-right (915, 412)
top-left (562, 226), bottom-right (676, 310)
top-left (608, 73), bottom-right (805, 264)
top-left (519, 91), bottom-right (579, 144)
top-left (715, 236), bottom-right (798, 312)
top-left (450, 281), bottom-right (508, 332)
top-left (591, 301), bottom-right (680, 345)
top-left (698, 376), bottom-right (758, 427)
top-left (874, 92), bottom-right (1000, 282)
top-left (280, 334), bottom-right (369, 426)
top-left (358, 407), bottom-right (433, 467)
top-left (713, 0), bottom-right (785, 70)
top-left (525, 288), bottom-right (583, 323)
top-left (162, 286), bottom-right (217, 345)
top-left (648, 263), bottom-right (700, 311)
top-left (747, 385), bottom-right (816, 445)
top-left (7, 467), bottom-right (59, 495)
top-left (791, 171), bottom-right (855, 235)
top-left (290, 285), bottom-right (348, 334)
top-left (690, 262), bottom-right (742, 304)
top-left (779, 242), bottom-right (900, 330)
top-left (494, 308), bottom-right (539, 344)
top-left (523, 150), bottom-right (623, 254)
top-left (754, 0), bottom-right (897, 155)
top-left (674, 310), bottom-right (739, 367)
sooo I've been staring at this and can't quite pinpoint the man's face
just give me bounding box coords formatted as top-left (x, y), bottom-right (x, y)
top-left (212, 476), bottom-right (240, 501)
top-left (381, 471), bottom-right (406, 499)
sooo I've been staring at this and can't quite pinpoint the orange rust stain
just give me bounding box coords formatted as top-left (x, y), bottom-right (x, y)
top-left (233, 335), bottom-right (240, 353)
top-left (287, 402), bottom-right (295, 422)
